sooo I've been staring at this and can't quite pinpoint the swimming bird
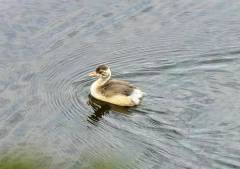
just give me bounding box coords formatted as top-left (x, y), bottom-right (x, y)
top-left (89, 65), bottom-right (143, 107)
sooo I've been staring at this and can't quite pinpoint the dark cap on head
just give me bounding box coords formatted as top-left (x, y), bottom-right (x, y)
top-left (96, 65), bottom-right (109, 73)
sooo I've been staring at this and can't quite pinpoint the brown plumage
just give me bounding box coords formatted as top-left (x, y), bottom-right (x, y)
top-left (98, 79), bottom-right (136, 97)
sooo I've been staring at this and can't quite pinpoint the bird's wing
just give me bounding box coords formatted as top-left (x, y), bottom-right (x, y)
top-left (99, 79), bottom-right (136, 97)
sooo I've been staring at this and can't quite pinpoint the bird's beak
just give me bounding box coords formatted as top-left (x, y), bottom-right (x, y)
top-left (88, 71), bottom-right (98, 77)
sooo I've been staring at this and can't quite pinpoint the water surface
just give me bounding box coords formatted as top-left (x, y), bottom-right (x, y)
top-left (1, 0), bottom-right (240, 168)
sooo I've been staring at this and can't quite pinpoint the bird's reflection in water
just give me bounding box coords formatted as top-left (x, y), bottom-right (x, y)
top-left (87, 95), bottom-right (130, 124)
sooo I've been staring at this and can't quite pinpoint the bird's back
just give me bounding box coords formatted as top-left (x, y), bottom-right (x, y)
top-left (98, 79), bottom-right (136, 97)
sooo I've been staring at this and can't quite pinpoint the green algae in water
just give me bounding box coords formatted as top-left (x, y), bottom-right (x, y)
top-left (71, 154), bottom-right (136, 169)
top-left (0, 150), bottom-right (52, 169)
top-left (0, 149), bottom-right (135, 169)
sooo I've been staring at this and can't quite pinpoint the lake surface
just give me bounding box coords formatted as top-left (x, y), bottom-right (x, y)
top-left (1, 0), bottom-right (240, 168)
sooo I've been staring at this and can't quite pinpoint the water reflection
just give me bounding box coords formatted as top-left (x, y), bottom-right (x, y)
top-left (87, 95), bottom-right (130, 124)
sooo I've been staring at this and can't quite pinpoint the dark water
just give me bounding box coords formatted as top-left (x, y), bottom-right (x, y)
top-left (1, 0), bottom-right (240, 168)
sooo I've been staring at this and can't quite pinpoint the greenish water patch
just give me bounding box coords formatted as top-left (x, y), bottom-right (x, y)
top-left (0, 149), bottom-right (52, 169)
top-left (72, 152), bottom-right (136, 169)
top-left (0, 148), bottom-right (135, 169)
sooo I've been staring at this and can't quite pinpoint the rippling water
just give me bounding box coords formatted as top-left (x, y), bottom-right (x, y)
top-left (1, 0), bottom-right (240, 168)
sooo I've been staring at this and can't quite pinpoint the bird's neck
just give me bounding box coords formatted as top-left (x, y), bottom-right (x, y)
top-left (96, 76), bottom-right (110, 86)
